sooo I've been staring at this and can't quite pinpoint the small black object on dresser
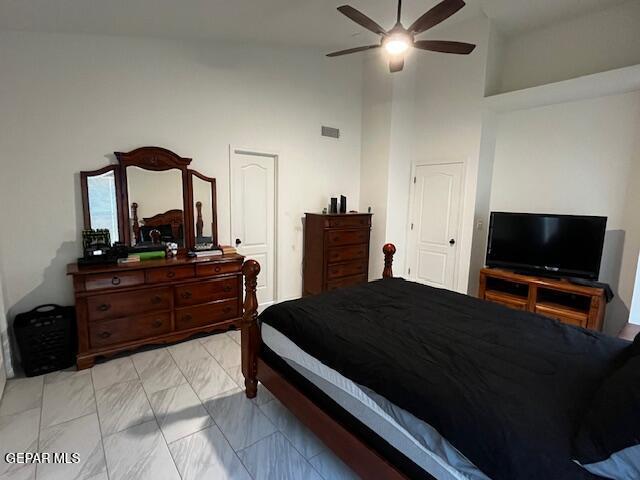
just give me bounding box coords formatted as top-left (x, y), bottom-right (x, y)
top-left (303, 213), bottom-right (372, 295)
top-left (14, 304), bottom-right (77, 377)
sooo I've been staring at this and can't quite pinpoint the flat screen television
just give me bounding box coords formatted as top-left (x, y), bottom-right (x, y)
top-left (486, 212), bottom-right (607, 280)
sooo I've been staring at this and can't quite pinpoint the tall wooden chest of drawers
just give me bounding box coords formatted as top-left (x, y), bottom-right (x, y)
top-left (67, 254), bottom-right (244, 369)
top-left (303, 213), bottom-right (372, 296)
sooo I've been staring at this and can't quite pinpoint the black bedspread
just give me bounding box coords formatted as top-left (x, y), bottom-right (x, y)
top-left (259, 278), bottom-right (630, 480)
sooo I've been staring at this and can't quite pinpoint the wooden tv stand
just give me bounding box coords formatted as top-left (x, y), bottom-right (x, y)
top-left (478, 268), bottom-right (606, 331)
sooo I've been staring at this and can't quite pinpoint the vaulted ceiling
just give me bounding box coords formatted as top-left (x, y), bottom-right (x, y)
top-left (0, 0), bottom-right (629, 49)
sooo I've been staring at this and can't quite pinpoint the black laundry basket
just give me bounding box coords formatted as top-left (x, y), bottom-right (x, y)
top-left (14, 304), bottom-right (76, 377)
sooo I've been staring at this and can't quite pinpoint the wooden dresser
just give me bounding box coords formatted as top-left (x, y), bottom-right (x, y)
top-left (479, 268), bottom-right (606, 331)
top-left (303, 213), bottom-right (372, 296)
top-left (68, 254), bottom-right (244, 369)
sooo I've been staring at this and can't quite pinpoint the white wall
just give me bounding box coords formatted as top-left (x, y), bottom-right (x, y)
top-left (0, 30), bottom-right (364, 372)
top-left (410, 16), bottom-right (491, 293)
top-left (490, 91), bottom-right (640, 333)
top-left (498, 0), bottom-right (640, 94)
top-left (360, 56), bottom-right (393, 278)
top-left (0, 251), bottom-right (8, 386)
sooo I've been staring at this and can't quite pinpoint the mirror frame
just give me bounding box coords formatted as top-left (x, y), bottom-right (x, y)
top-left (189, 171), bottom-right (218, 247)
top-left (116, 147), bottom-right (193, 250)
top-left (80, 165), bottom-right (125, 243)
top-left (80, 146), bottom-right (218, 253)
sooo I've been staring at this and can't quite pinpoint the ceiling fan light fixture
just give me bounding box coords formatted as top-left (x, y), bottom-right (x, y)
top-left (383, 33), bottom-right (410, 55)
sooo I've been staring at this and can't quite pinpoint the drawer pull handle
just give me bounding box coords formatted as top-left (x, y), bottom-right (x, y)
top-left (98, 331), bottom-right (111, 339)
top-left (223, 307), bottom-right (232, 314)
top-left (111, 276), bottom-right (121, 286)
top-left (223, 285), bottom-right (232, 292)
top-left (151, 295), bottom-right (162, 304)
top-left (180, 291), bottom-right (192, 299)
top-left (167, 271), bottom-right (176, 279)
top-left (214, 266), bottom-right (222, 273)
top-left (183, 314), bottom-right (193, 322)
top-left (152, 320), bottom-right (163, 328)
top-left (98, 304), bottom-right (111, 312)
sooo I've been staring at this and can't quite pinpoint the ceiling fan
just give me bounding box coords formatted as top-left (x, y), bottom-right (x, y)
top-left (327, 0), bottom-right (476, 73)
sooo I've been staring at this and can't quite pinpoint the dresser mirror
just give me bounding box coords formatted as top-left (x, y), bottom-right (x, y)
top-left (79, 146), bottom-right (218, 252)
top-left (81, 166), bottom-right (124, 243)
top-left (191, 171), bottom-right (217, 249)
top-left (127, 167), bottom-right (185, 246)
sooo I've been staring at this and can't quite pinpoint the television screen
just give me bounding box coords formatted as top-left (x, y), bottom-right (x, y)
top-left (486, 212), bottom-right (607, 280)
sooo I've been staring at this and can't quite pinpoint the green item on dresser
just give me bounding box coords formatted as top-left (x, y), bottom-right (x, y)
top-left (134, 251), bottom-right (166, 261)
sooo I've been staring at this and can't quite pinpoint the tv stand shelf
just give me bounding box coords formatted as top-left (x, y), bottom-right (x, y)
top-left (479, 268), bottom-right (605, 331)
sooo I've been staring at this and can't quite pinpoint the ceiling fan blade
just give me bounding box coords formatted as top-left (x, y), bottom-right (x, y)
top-left (409, 0), bottom-right (465, 34)
top-left (413, 40), bottom-right (476, 54)
top-left (337, 5), bottom-right (387, 36)
top-left (326, 45), bottom-right (381, 57)
top-left (389, 56), bottom-right (405, 73)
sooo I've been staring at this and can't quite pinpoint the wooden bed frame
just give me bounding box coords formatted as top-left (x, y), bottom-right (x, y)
top-left (131, 202), bottom-right (184, 244)
top-left (241, 243), bottom-right (413, 480)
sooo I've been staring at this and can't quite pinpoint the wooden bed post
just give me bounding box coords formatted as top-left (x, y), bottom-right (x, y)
top-left (242, 259), bottom-right (261, 398)
top-left (131, 202), bottom-right (140, 244)
top-left (383, 243), bottom-right (396, 278)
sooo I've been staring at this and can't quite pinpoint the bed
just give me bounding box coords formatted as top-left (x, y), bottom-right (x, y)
top-left (240, 244), bottom-right (638, 480)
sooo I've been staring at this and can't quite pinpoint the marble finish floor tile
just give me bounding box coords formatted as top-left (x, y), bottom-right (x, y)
top-left (91, 357), bottom-right (138, 391)
top-left (148, 383), bottom-right (212, 444)
top-left (309, 450), bottom-right (360, 480)
top-left (131, 349), bottom-right (186, 394)
top-left (95, 380), bottom-right (154, 435)
top-left (225, 365), bottom-right (244, 388)
top-left (238, 432), bottom-right (323, 480)
top-left (41, 371), bottom-right (95, 428)
top-left (0, 408), bottom-right (40, 477)
top-left (37, 413), bottom-right (106, 480)
top-left (43, 369), bottom-right (89, 385)
top-left (168, 425), bottom-right (251, 480)
top-left (166, 339), bottom-right (210, 369)
top-left (225, 329), bottom-right (241, 345)
top-left (0, 464), bottom-right (36, 480)
top-left (102, 421), bottom-right (180, 480)
top-left (254, 382), bottom-right (276, 406)
top-left (204, 388), bottom-right (276, 451)
top-left (200, 334), bottom-right (241, 369)
top-left (178, 355), bottom-right (236, 401)
top-left (260, 398), bottom-right (325, 459)
top-left (0, 377), bottom-right (43, 417)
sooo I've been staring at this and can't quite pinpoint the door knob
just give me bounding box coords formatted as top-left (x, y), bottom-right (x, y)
top-left (235, 238), bottom-right (242, 246)
top-left (449, 239), bottom-right (456, 245)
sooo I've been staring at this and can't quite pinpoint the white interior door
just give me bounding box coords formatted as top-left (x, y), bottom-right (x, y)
top-left (230, 149), bottom-right (276, 309)
top-left (408, 163), bottom-right (463, 290)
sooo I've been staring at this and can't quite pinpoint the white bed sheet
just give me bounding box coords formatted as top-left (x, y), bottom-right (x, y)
top-left (261, 323), bottom-right (489, 480)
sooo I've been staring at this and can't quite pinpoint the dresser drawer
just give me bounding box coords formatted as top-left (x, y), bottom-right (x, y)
top-left (327, 260), bottom-right (367, 280)
top-left (485, 291), bottom-right (528, 310)
top-left (196, 261), bottom-right (242, 277)
top-left (535, 304), bottom-right (588, 328)
top-left (327, 274), bottom-right (367, 291)
top-left (175, 278), bottom-right (238, 307)
top-left (327, 216), bottom-right (371, 229)
top-left (327, 229), bottom-right (369, 247)
top-left (87, 287), bottom-right (171, 322)
top-left (85, 271), bottom-right (144, 291)
top-left (145, 265), bottom-right (195, 284)
top-left (175, 299), bottom-right (238, 330)
top-left (327, 244), bottom-right (368, 264)
top-left (89, 312), bottom-right (171, 348)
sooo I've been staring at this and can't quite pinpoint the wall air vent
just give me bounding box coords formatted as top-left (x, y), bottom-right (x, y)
top-left (321, 126), bottom-right (340, 139)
